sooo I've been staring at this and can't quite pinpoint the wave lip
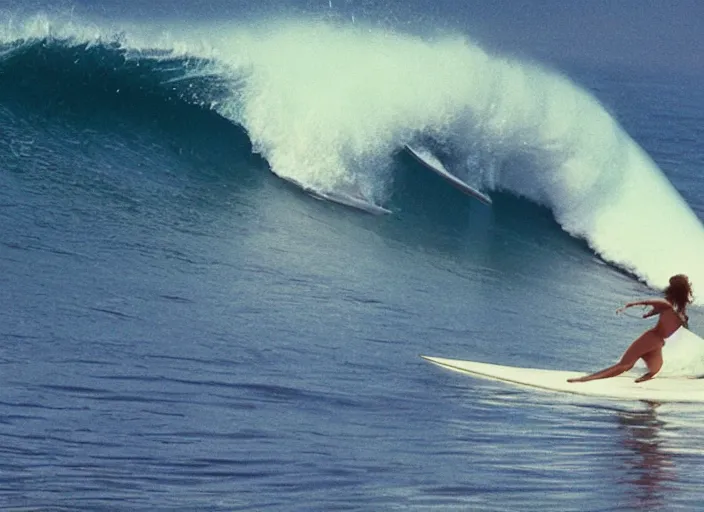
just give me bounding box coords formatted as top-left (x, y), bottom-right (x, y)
top-left (2, 14), bottom-right (703, 298)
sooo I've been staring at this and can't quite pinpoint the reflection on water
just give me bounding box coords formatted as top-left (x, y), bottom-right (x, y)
top-left (616, 402), bottom-right (674, 509)
top-left (441, 379), bottom-right (704, 510)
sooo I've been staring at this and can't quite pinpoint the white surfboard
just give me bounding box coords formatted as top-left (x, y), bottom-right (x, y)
top-left (279, 176), bottom-right (391, 215)
top-left (421, 356), bottom-right (704, 402)
top-left (404, 145), bottom-right (492, 205)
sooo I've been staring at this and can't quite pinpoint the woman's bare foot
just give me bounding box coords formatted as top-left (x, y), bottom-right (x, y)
top-left (567, 377), bottom-right (586, 383)
top-left (634, 373), bottom-right (654, 383)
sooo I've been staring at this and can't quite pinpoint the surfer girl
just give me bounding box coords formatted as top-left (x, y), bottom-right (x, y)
top-left (568, 274), bottom-right (693, 384)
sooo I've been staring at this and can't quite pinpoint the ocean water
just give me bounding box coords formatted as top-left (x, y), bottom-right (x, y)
top-left (3, 8), bottom-right (704, 511)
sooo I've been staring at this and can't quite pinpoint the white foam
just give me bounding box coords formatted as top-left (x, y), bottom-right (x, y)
top-left (660, 328), bottom-right (704, 377)
top-left (4, 14), bottom-right (704, 299)
top-left (209, 21), bottom-right (704, 296)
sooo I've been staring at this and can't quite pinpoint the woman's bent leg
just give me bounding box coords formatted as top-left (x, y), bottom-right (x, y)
top-left (635, 349), bottom-right (664, 383)
top-left (568, 329), bottom-right (664, 383)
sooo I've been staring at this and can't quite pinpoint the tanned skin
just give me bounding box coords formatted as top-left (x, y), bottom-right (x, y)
top-left (568, 299), bottom-right (685, 384)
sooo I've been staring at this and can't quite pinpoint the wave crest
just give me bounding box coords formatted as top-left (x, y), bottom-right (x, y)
top-left (3, 14), bottom-right (703, 297)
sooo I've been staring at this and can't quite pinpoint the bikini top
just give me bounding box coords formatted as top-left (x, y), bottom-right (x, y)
top-left (671, 302), bottom-right (689, 328)
top-left (679, 311), bottom-right (689, 329)
top-left (665, 299), bottom-right (688, 328)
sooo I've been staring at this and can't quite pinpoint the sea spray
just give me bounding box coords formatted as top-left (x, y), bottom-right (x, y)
top-left (3, 14), bottom-right (704, 297)
top-left (213, 20), bottom-right (704, 293)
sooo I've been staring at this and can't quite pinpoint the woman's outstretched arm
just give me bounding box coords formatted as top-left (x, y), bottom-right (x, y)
top-left (616, 299), bottom-right (672, 315)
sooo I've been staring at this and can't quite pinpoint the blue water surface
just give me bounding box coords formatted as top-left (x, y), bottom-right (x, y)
top-left (3, 9), bottom-right (704, 512)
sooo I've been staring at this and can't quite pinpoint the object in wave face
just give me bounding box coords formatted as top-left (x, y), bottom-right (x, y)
top-left (278, 175), bottom-right (391, 215)
top-left (404, 144), bottom-right (492, 205)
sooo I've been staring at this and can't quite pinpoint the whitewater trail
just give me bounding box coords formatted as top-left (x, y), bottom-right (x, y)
top-left (3, 14), bottom-right (704, 298)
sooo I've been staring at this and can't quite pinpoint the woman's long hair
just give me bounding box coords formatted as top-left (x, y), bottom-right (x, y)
top-left (665, 274), bottom-right (693, 313)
